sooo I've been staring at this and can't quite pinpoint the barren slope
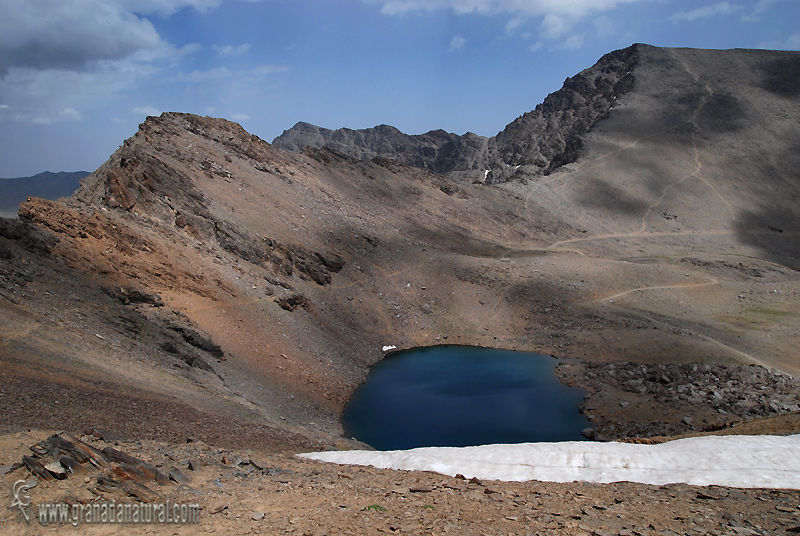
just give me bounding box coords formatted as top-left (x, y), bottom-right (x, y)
top-left (0, 44), bottom-right (799, 468)
top-left (2, 43), bottom-right (800, 534)
top-left (500, 45), bottom-right (800, 375)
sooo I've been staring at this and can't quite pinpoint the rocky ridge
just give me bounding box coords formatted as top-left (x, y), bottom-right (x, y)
top-left (274, 44), bottom-right (639, 183)
top-left (71, 114), bottom-right (346, 286)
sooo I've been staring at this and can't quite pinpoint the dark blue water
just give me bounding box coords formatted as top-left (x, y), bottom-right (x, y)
top-left (341, 345), bottom-right (592, 450)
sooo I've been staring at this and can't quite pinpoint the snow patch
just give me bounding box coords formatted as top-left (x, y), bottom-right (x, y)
top-left (299, 435), bottom-right (800, 489)
top-left (381, 345), bottom-right (397, 352)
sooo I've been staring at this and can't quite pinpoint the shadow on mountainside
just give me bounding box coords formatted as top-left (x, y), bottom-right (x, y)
top-left (734, 206), bottom-right (800, 271)
top-left (760, 55), bottom-right (800, 97)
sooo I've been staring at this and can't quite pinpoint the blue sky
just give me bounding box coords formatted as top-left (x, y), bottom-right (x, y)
top-left (1, 0), bottom-right (798, 177)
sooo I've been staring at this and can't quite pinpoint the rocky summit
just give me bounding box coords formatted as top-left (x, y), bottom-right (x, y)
top-left (2, 44), bottom-right (800, 534)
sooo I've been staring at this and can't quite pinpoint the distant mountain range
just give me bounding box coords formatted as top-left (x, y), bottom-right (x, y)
top-left (0, 170), bottom-right (88, 218)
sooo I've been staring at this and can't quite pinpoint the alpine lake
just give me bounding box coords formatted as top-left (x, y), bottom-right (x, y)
top-left (341, 345), bottom-right (593, 450)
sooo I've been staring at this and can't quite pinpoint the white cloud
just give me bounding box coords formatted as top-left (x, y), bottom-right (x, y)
top-left (529, 41), bottom-right (544, 52)
top-left (671, 2), bottom-right (743, 23)
top-left (58, 108), bottom-right (83, 122)
top-left (173, 65), bottom-right (289, 97)
top-left (367, 0), bottom-right (645, 18)
top-left (231, 113), bottom-right (251, 122)
top-left (0, 104), bottom-right (83, 125)
top-left (0, 60), bottom-right (158, 125)
top-left (174, 67), bottom-right (233, 83)
top-left (251, 64), bottom-right (291, 76)
top-left (364, 0), bottom-right (644, 49)
top-left (0, 0), bottom-right (163, 75)
top-left (754, 0), bottom-right (789, 14)
top-left (0, 1), bottom-right (225, 77)
top-left (540, 13), bottom-right (571, 39)
top-left (213, 44), bottom-right (252, 56)
top-left (744, 0), bottom-right (793, 21)
top-left (131, 105), bottom-right (161, 116)
top-left (120, 0), bottom-right (230, 17)
top-left (505, 17), bottom-right (526, 35)
top-left (176, 43), bottom-right (204, 57)
top-left (758, 33), bottom-right (800, 50)
top-left (592, 15), bottom-right (615, 38)
top-left (558, 33), bottom-right (585, 50)
top-left (0, 0), bottom-right (212, 127)
top-left (448, 35), bottom-right (468, 52)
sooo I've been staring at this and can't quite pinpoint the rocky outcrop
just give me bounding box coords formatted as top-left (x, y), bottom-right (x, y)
top-left (273, 44), bottom-right (640, 183)
top-left (72, 113), bottom-right (345, 286)
top-left (486, 44), bottom-right (638, 181)
top-left (274, 122), bottom-right (490, 178)
top-left (275, 293), bottom-right (312, 312)
top-left (18, 432), bottom-right (184, 503)
top-left (558, 361), bottom-right (800, 441)
top-left (0, 212), bottom-right (58, 254)
top-left (213, 219), bottom-right (344, 286)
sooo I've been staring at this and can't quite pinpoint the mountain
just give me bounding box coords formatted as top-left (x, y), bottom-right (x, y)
top-left (0, 170), bottom-right (88, 218)
top-left (2, 44), bottom-right (800, 460)
top-left (275, 43), bottom-right (800, 194)
top-left (274, 44), bottom-right (640, 183)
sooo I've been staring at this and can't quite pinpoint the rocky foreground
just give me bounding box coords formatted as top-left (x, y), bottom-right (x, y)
top-left (2, 430), bottom-right (800, 535)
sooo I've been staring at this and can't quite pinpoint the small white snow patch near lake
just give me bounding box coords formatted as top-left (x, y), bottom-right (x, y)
top-left (381, 345), bottom-right (397, 352)
top-left (299, 434), bottom-right (800, 489)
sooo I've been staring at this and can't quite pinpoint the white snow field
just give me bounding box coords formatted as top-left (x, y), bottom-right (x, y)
top-left (299, 434), bottom-right (800, 489)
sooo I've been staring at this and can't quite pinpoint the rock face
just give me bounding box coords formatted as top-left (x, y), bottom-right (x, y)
top-left (488, 45), bottom-right (637, 181)
top-left (73, 114), bottom-right (345, 287)
top-left (273, 44), bottom-right (639, 183)
top-left (274, 122), bottom-right (491, 180)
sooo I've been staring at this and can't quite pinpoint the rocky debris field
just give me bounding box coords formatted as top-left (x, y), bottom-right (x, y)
top-left (558, 362), bottom-right (800, 441)
top-left (2, 430), bottom-right (800, 536)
